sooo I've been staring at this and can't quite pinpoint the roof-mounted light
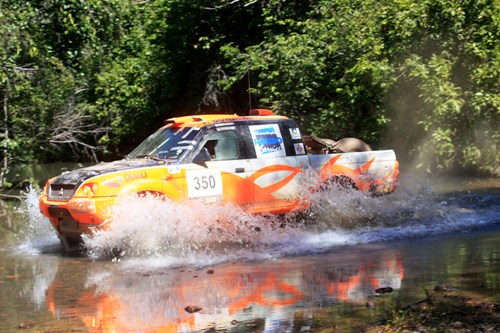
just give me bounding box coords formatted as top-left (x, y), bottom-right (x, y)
top-left (249, 109), bottom-right (274, 116)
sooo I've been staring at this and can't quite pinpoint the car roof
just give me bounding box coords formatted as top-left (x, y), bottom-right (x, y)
top-left (164, 109), bottom-right (289, 128)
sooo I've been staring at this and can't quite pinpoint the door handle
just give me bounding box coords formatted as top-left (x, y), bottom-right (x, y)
top-left (235, 167), bottom-right (245, 173)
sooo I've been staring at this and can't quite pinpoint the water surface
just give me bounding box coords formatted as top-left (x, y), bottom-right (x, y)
top-left (0, 174), bottom-right (498, 332)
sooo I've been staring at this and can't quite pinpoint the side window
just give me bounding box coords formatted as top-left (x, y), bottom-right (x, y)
top-left (280, 121), bottom-right (305, 156)
top-left (202, 131), bottom-right (240, 161)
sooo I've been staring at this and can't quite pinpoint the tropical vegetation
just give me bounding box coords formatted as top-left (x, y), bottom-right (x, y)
top-left (1, 0), bottom-right (498, 186)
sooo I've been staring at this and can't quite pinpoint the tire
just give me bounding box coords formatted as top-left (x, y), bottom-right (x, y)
top-left (331, 138), bottom-right (371, 152)
top-left (59, 234), bottom-right (83, 252)
top-left (321, 175), bottom-right (357, 191)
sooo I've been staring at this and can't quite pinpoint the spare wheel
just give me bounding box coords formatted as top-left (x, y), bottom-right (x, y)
top-left (331, 138), bottom-right (371, 152)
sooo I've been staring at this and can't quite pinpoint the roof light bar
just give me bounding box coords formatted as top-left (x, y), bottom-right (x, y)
top-left (249, 109), bottom-right (274, 116)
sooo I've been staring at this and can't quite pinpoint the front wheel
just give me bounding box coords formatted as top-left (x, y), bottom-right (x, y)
top-left (58, 234), bottom-right (83, 252)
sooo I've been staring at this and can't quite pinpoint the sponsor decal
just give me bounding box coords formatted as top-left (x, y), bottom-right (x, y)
top-left (170, 145), bottom-right (193, 151)
top-left (249, 124), bottom-right (286, 158)
top-left (289, 128), bottom-right (302, 139)
top-left (103, 177), bottom-right (122, 188)
top-left (367, 150), bottom-right (393, 157)
top-left (124, 171), bottom-right (147, 182)
top-left (213, 117), bottom-right (251, 123)
top-left (294, 143), bottom-right (305, 155)
top-left (168, 166), bottom-right (181, 174)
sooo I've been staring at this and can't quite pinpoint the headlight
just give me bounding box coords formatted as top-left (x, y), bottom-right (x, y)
top-left (79, 182), bottom-right (98, 197)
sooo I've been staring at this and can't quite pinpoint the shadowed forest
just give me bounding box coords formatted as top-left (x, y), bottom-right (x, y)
top-left (1, 0), bottom-right (498, 185)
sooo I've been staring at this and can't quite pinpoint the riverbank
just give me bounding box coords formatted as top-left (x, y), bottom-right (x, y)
top-left (365, 287), bottom-right (499, 333)
top-left (310, 286), bottom-right (500, 332)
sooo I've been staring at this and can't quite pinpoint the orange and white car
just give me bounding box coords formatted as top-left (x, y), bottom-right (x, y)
top-left (39, 109), bottom-right (399, 247)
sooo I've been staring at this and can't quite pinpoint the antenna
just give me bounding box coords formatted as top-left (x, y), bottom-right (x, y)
top-left (247, 69), bottom-right (252, 110)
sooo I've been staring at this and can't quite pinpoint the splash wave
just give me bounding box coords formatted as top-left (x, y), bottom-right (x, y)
top-left (81, 175), bottom-right (499, 263)
top-left (18, 177), bottom-right (500, 265)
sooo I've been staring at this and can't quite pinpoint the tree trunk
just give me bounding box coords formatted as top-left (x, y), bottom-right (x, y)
top-left (1, 82), bottom-right (9, 188)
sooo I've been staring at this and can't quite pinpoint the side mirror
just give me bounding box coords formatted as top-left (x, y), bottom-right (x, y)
top-left (193, 148), bottom-right (211, 164)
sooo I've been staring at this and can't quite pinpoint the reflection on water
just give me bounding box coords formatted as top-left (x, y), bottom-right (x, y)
top-left (6, 227), bottom-right (499, 333)
top-left (36, 251), bottom-right (405, 332)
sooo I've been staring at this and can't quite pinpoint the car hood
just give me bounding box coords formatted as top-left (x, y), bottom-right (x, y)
top-left (50, 159), bottom-right (164, 186)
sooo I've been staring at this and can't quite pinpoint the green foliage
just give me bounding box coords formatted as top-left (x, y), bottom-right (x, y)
top-left (222, 0), bottom-right (403, 141)
top-left (391, 0), bottom-right (500, 174)
top-left (0, 0), bottom-right (498, 178)
top-left (221, 0), bottom-right (499, 174)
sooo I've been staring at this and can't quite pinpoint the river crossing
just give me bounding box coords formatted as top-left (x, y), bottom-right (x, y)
top-left (0, 167), bottom-right (498, 332)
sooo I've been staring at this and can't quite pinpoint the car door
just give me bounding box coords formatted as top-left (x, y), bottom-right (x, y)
top-left (247, 122), bottom-right (303, 214)
top-left (185, 127), bottom-right (254, 208)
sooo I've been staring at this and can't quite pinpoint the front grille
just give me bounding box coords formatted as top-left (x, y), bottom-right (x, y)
top-left (48, 184), bottom-right (76, 201)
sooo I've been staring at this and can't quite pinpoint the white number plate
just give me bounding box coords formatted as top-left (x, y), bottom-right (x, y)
top-left (186, 169), bottom-right (223, 198)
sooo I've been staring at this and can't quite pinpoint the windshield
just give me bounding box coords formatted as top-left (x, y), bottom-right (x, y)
top-left (127, 126), bottom-right (200, 160)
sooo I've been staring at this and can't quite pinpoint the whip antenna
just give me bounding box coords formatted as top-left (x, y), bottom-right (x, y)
top-left (247, 69), bottom-right (252, 110)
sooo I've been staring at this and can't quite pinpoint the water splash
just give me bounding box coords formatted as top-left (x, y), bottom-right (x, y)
top-left (15, 186), bottom-right (59, 254)
top-left (83, 194), bottom-right (306, 262)
top-left (16, 176), bottom-right (499, 264)
top-left (81, 174), bottom-right (498, 264)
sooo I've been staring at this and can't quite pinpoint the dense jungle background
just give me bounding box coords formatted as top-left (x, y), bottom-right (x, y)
top-left (1, 0), bottom-right (498, 186)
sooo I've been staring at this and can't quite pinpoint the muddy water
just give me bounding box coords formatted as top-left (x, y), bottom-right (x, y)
top-left (0, 173), bottom-right (499, 332)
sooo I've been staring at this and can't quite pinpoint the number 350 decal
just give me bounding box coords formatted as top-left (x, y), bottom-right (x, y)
top-left (186, 169), bottom-right (223, 198)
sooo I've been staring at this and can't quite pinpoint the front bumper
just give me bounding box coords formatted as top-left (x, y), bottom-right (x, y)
top-left (39, 195), bottom-right (115, 238)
